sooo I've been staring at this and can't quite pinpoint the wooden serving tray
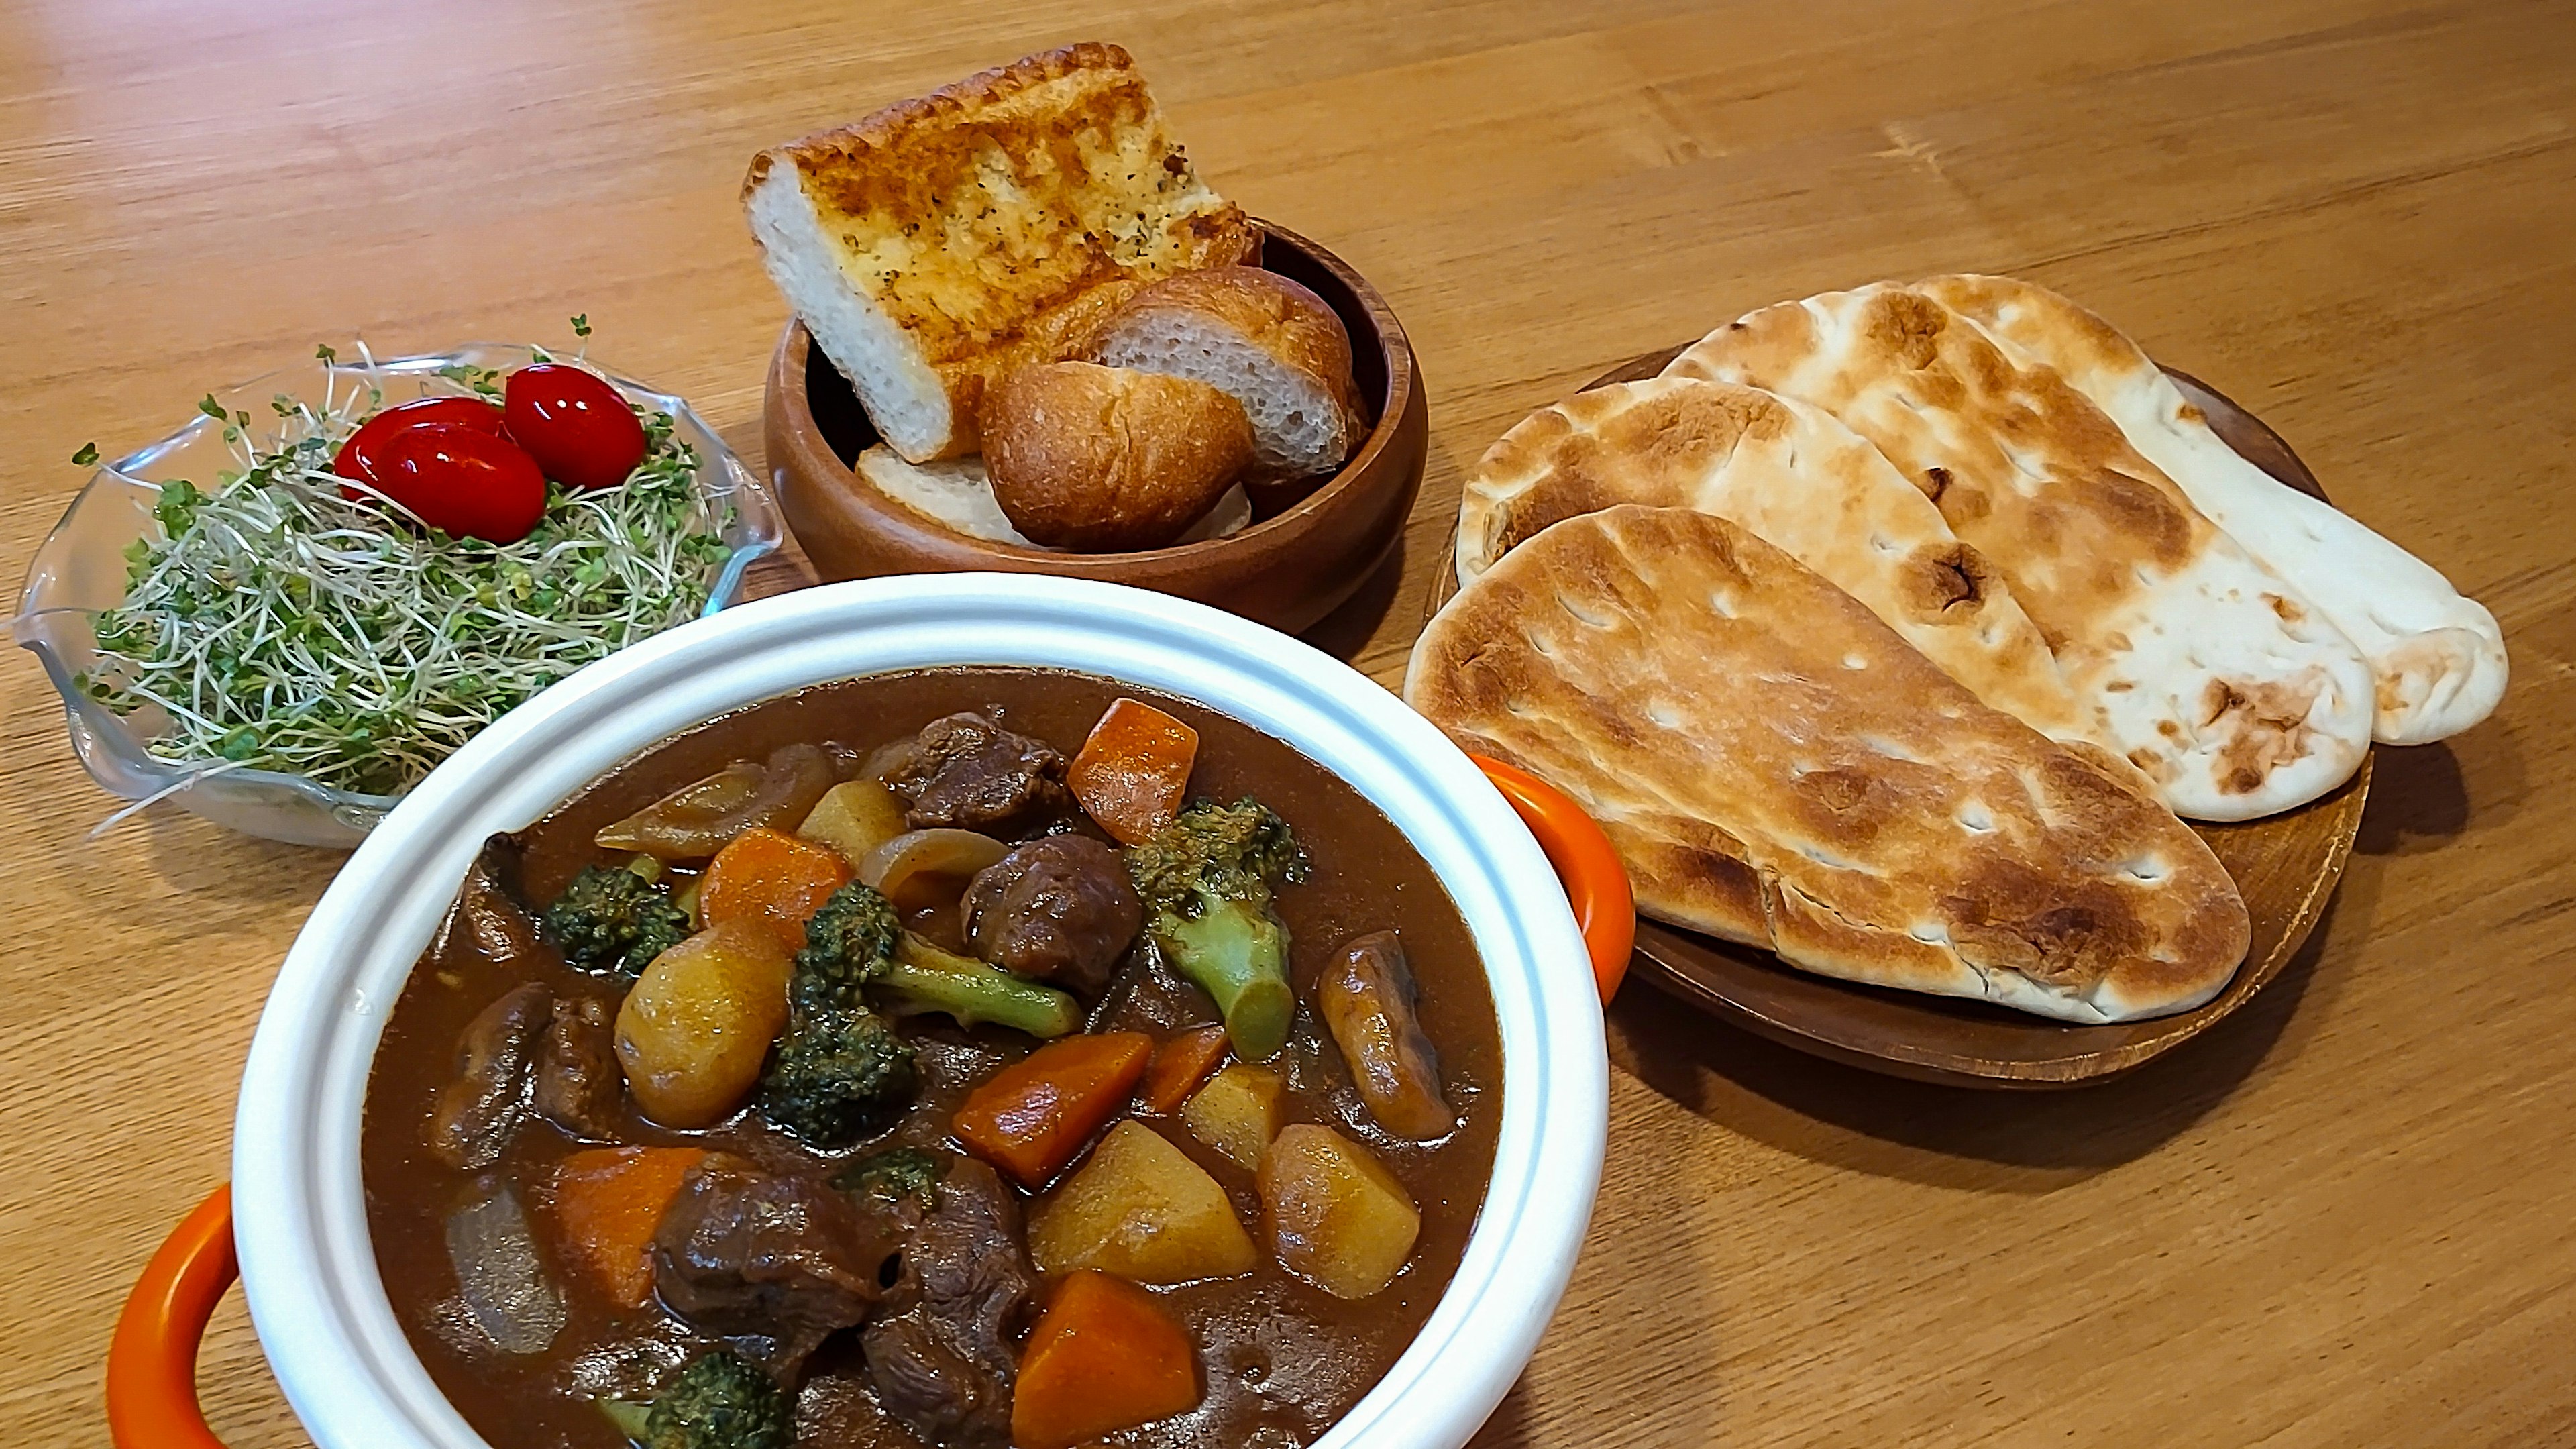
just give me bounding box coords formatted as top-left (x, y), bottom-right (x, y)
top-left (1426, 345), bottom-right (2370, 1089)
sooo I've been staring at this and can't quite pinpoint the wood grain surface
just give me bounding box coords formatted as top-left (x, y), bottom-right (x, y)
top-left (2, 3), bottom-right (2570, 1446)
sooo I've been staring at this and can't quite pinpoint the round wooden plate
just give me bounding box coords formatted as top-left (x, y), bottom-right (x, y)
top-left (1424, 345), bottom-right (2371, 1088)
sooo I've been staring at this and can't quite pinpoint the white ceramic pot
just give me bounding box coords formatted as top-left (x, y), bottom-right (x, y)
top-left (120, 574), bottom-right (1617, 1449)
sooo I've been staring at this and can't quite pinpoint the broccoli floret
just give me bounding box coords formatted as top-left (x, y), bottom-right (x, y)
top-left (832, 1145), bottom-right (946, 1212)
top-left (1128, 796), bottom-right (1309, 909)
top-left (1126, 798), bottom-right (1309, 1061)
top-left (599, 1348), bottom-right (791, 1449)
top-left (761, 881), bottom-right (918, 1147)
top-left (789, 881), bottom-right (1080, 1038)
top-left (542, 863), bottom-right (691, 981)
top-left (791, 878), bottom-right (903, 1016)
top-left (761, 1005), bottom-right (918, 1149)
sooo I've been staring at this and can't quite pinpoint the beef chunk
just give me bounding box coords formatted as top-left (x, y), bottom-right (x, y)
top-left (963, 835), bottom-right (1143, 998)
top-left (431, 843), bottom-right (551, 972)
top-left (532, 994), bottom-right (621, 1140)
top-left (863, 1157), bottom-right (1038, 1449)
top-left (427, 983), bottom-right (549, 1171)
top-left (1099, 951), bottom-right (1220, 1036)
top-left (650, 1156), bottom-right (905, 1372)
top-left (883, 713), bottom-right (1070, 830)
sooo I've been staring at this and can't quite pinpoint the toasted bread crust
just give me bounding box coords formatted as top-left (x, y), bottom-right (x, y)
top-left (745, 42), bottom-right (1256, 458)
top-left (1405, 505), bottom-right (2250, 1022)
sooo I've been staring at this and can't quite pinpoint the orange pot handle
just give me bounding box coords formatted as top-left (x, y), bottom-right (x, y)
top-left (1470, 755), bottom-right (1635, 1002)
top-left (108, 1185), bottom-right (235, 1449)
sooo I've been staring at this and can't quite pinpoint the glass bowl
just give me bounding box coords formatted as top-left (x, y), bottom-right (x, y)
top-left (12, 344), bottom-right (782, 849)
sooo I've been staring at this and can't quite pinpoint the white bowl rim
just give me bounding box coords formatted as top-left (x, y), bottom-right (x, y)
top-left (232, 572), bottom-right (1608, 1449)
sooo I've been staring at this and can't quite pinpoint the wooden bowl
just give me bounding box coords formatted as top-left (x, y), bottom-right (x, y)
top-left (762, 220), bottom-right (1428, 635)
top-left (1426, 345), bottom-right (2371, 1088)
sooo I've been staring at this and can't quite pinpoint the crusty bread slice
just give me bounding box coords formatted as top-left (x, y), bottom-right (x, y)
top-left (855, 445), bottom-right (1251, 552)
top-left (1455, 376), bottom-right (2113, 755)
top-left (856, 447), bottom-right (1037, 546)
top-left (1918, 273), bottom-right (2508, 746)
top-left (744, 43), bottom-right (1257, 462)
top-left (1085, 266), bottom-right (1364, 484)
top-left (1405, 505), bottom-right (2250, 1024)
top-left (1669, 285), bottom-right (2375, 822)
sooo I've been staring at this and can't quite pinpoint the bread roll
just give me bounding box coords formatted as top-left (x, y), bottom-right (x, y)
top-left (1086, 266), bottom-right (1364, 484)
top-left (983, 362), bottom-right (1255, 551)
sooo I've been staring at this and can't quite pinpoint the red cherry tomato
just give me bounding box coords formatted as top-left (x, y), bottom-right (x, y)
top-left (332, 396), bottom-right (509, 496)
top-left (503, 364), bottom-right (648, 490)
top-left (368, 423), bottom-right (548, 545)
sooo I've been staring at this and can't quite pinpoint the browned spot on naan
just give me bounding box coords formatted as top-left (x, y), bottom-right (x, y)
top-left (2202, 677), bottom-right (2322, 796)
top-left (1866, 288), bottom-right (1949, 368)
top-left (1897, 543), bottom-right (1989, 618)
top-left (2086, 467), bottom-right (2192, 567)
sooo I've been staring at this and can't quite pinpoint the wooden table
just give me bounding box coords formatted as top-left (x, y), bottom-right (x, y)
top-left (5, 2), bottom-right (2570, 1444)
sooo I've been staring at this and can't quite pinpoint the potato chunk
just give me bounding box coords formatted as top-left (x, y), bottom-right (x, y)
top-left (797, 778), bottom-right (910, 867)
top-left (1257, 1124), bottom-right (1421, 1299)
top-left (613, 920), bottom-right (792, 1128)
top-left (1180, 1064), bottom-right (1283, 1171)
top-left (1029, 1121), bottom-right (1257, 1283)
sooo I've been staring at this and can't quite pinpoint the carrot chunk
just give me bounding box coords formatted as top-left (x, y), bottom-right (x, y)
top-left (1012, 1269), bottom-right (1201, 1449)
top-left (1068, 698), bottom-right (1199, 845)
top-left (547, 1146), bottom-right (708, 1307)
top-left (951, 1032), bottom-right (1152, 1188)
top-left (1138, 1024), bottom-right (1230, 1115)
top-left (698, 826), bottom-right (853, 955)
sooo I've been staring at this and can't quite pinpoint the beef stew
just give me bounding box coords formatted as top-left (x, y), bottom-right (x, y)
top-left (362, 667), bottom-right (1501, 1449)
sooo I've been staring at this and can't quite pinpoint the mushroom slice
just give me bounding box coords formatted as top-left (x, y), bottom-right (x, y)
top-left (445, 1180), bottom-right (567, 1355)
top-left (1317, 932), bottom-right (1454, 1140)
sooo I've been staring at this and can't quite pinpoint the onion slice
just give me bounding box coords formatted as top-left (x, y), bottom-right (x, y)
top-left (596, 743), bottom-right (836, 860)
top-left (861, 828), bottom-right (1010, 908)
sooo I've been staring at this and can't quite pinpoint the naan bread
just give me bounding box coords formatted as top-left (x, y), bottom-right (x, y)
top-left (1668, 284), bottom-right (2374, 822)
top-left (1917, 273), bottom-right (2509, 746)
top-left (1406, 506), bottom-right (2249, 1023)
top-left (1454, 376), bottom-right (2110, 753)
